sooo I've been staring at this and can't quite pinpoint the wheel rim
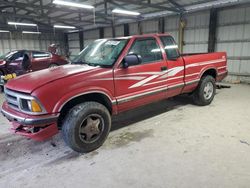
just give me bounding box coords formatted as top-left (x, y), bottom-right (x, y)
top-left (203, 82), bottom-right (214, 100)
top-left (79, 114), bottom-right (104, 144)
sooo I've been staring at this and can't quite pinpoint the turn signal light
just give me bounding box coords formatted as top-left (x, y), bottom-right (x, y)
top-left (31, 100), bottom-right (42, 112)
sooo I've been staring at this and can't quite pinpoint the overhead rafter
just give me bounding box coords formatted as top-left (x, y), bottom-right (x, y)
top-left (1, 0), bottom-right (111, 23)
top-left (167, 0), bottom-right (185, 12)
top-left (112, 0), bottom-right (180, 12)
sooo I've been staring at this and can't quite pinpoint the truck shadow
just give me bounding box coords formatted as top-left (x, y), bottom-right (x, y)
top-left (111, 95), bottom-right (193, 131)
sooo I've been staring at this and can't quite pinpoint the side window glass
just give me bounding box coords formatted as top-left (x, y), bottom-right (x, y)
top-left (32, 51), bottom-right (50, 58)
top-left (10, 51), bottom-right (24, 61)
top-left (128, 38), bottom-right (163, 64)
top-left (160, 36), bottom-right (180, 60)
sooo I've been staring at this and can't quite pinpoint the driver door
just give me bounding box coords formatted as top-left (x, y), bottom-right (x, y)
top-left (7, 51), bottom-right (25, 75)
top-left (114, 37), bottom-right (168, 112)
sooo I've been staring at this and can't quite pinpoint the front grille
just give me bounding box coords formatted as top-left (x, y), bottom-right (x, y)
top-left (5, 89), bottom-right (20, 111)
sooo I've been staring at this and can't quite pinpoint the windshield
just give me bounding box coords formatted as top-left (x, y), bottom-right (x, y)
top-left (0, 51), bottom-right (12, 60)
top-left (72, 39), bottom-right (128, 66)
top-left (3, 51), bottom-right (24, 61)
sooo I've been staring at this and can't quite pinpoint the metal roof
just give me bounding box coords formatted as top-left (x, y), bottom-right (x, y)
top-left (0, 0), bottom-right (250, 32)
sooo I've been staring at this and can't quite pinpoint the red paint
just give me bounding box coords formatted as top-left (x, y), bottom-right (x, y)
top-left (10, 122), bottom-right (58, 141)
top-left (2, 34), bottom-right (227, 141)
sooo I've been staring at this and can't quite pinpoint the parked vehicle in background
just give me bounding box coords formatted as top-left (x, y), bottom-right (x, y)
top-left (1, 34), bottom-right (228, 153)
top-left (0, 50), bottom-right (70, 76)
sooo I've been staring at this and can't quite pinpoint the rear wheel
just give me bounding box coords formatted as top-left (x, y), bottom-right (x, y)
top-left (62, 102), bottom-right (111, 153)
top-left (192, 75), bottom-right (216, 106)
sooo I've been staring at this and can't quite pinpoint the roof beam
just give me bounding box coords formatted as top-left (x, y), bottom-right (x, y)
top-left (111, 0), bottom-right (180, 12)
top-left (1, 1), bottom-right (111, 22)
top-left (167, 0), bottom-right (185, 11)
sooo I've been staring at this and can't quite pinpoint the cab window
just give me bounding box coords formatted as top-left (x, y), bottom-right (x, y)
top-left (32, 51), bottom-right (50, 58)
top-left (160, 36), bottom-right (180, 60)
top-left (128, 38), bottom-right (163, 64)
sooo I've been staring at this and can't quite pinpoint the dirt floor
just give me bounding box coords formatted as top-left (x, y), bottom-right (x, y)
top-left (1, 84), bottom-right (250, 188)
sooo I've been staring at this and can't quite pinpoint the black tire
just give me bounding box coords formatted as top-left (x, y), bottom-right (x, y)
top-left (62, 102), bottom-right (111, 153)
top-left (192, 75), bottom-right (216, 106)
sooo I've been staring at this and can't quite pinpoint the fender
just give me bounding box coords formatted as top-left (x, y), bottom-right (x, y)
top-left (199, 66), bottom-right (218, 79)
top-left (53, 86), bottom-right (117, 113)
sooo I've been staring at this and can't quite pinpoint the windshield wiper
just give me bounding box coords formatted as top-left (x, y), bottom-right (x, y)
top-left (72, 60), bottom-right (100, 67)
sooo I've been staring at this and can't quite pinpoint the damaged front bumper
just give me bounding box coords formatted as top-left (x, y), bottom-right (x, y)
top-left (1, 102), bottom-right (59, 141)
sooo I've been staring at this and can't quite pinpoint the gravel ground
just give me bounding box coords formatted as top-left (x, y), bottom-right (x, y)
top-left (0, 84), bottom-right (250, 188)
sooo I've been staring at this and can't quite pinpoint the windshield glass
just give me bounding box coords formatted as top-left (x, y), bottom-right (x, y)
top-left (0, 51), bottom-right (12, 60)
top-left (3, 51), bottom-right (23, 61)
top-left (72, 39), bottom-right (128, 66)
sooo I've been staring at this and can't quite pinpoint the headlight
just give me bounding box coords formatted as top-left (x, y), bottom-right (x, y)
top-left (4, 88), bottom-right (46, 115)
top-left (20, 98), bottom-right (44, 113)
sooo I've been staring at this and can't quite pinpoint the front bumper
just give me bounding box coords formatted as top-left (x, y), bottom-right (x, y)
top-left (1, 102), bottom-right (59, 141)
top-left (1, 107), bottom-right (59, 125)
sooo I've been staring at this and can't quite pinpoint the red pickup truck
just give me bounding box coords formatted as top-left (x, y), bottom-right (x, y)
top-left (1, 34), bottom-right (227, 152)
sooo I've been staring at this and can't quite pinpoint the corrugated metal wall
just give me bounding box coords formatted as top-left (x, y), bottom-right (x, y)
top-left (84, 29), bottom-right (99, 46)
top-left (164, 16), bottom-right (179, 44)
top-left (115, 25), bottom-right (124, 37)
top-left (183, 11), bottom-right (210, 53)
top-left (216, 6), bottom-right (250, 82)
top-left (129, 22), bottom-right (139, 35)
top-left (0, 32), bottom-right (65, 56)
top-left (141, 20), bottom-right (158, 34)
top-left (65, 4), bottom-right (250, 83)
top-left (104, 27), bottom-right (113, 38)
top-left (68, 32), bottom-right (80, 58)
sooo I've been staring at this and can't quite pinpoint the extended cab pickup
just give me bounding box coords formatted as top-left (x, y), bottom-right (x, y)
top-left (1, 34), bottom-right (227, 152)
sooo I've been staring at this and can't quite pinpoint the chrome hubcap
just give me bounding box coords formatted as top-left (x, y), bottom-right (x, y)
top-left (204, 82), bottom-right (214, 100)
top-left (79, 114), bottom-right (104, 143)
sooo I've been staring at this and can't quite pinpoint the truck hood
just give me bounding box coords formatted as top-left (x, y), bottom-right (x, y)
top-left (6, 64), bottom-right (99, 93)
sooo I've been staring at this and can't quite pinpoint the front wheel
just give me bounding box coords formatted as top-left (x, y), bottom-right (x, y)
top-left (62, 102), bottom-right (111, 153)
top-left (192, 75), bottom-right (216, 106)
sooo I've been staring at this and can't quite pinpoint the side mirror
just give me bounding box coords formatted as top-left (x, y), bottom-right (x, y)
top-left (122, 54), bottom-right (141, 68)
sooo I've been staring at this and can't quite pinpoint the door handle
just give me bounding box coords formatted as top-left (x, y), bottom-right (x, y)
top-left (161, 66), bottom-right (168, 71)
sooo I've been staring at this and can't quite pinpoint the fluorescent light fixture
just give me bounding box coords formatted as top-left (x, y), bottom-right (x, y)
top-left (22, 31), bottom-right (41, 34)
top-left (53, 0), bottom-right (94, 9)
top-left (8, 22), bottom-right (37, 27)
top-left (185, 0), bottom-right (239, 11)
top-left (112, 9), bottom-right (140, 16)
top-left (0, 30), bottom-right (10, 33)
top-left (67, 29), bottom-right (80, 33)
top-left (54, 25), bottom-right (76, 29)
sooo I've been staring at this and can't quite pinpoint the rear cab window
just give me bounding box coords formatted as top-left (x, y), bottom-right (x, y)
top-left (160, 36), bottom-right (180, 60)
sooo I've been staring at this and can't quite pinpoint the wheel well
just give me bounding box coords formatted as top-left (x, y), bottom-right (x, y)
top-left (57, 93), bottom-right (112, 128)
top-left (202, 69), bottom-right (217, 79)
